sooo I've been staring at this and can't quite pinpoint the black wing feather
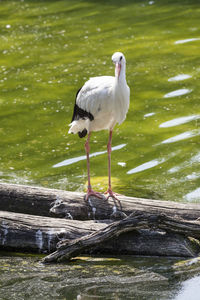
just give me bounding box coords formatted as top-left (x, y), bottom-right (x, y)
top-left (70, 87), bottom-right (94, 138)
top-left (71, 88), bottom-right (94, 122)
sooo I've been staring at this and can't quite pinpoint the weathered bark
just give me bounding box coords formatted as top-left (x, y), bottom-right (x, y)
top-left (0, 210), bottom-right (105, 253)
top-left (1, 183), bottom-right (200, 261)
top-left (0, 182), bottom-right (87, 219)
top-left (0, 182), bottom-right (200, 220)
top-left (0, 210), bottom-right (199, 259)
top-left (42, 212), bottom-right (200, 262)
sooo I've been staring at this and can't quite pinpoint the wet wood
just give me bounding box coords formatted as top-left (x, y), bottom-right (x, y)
top-left (0, 210), bottom-right (105, 253)
top-left (1, 183), bottom-right (200, 261)
top-left (42, 212), bottom-right (200, 262)
top-left (1, 210), bottom-right (200, 259)
top-left (0, 182), bottom-right (200, 220)
top-left (0, 182), bottom-right (87, 219)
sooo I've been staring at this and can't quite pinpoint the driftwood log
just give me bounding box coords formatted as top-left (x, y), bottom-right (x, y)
top-left (0, 210), bottom-right (200, 259)
top-left (0, 182), bottom-right (200, 220)
top-left (42, 212), bottom-right (200, 263)
top-left (0, 183), bottom-right (200, 261)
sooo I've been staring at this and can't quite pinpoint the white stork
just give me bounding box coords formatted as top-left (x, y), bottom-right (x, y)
top-left (68, 52), bottom-right (130, 200)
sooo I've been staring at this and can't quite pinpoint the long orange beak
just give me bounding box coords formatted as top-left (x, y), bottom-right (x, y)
top-left (115, 62), bottom-right (121, 78)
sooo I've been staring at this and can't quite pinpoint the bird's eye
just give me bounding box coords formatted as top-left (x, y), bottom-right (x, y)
top-left (120, 56), bottom-right (123, 61)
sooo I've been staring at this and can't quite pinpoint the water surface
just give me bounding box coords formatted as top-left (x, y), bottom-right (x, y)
top-left (1, 253), bottom-right (200, 300)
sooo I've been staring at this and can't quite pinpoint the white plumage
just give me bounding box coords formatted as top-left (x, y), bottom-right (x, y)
top-left (68, 52), bottom-right (130, 201)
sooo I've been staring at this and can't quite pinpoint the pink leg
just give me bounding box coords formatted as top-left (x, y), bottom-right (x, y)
top-left (105, 130), bottom-right (121, 200)
top-left (107, 130), bottom-right (112, 192)
top-left (84, 132), bottom-right (102, 201)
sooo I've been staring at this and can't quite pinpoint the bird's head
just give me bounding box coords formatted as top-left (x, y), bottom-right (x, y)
top-left (112, 52), bottom-right (126, 78)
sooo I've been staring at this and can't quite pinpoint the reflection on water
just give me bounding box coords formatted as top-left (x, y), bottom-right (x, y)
top-left (53, 144), bottom-right (126, 168)
top-left (190, 152), bottom-right (200, 163)
top-left (159, 115), bottom-right (200, 128)
top-left (168, 74), bottom-right (192, 82)
top-left (144, 112), bottom-right (155, 118)
top-left (186, 172), bottom-right (200, 180)
top-left (127, 158), bottom-right (165, 174)
top-left (168, 166), bottom-right (181, 174)
top-left (184, 188), bottom-right (200, 201)
top-left (168, 152), bottom-right (200, 174)
top-left (174, 275), bottom-right (200, 300)
top-left (127, 151), bottom-right (179, 175)
top-left (161, 130), bottom-right (200, 144)
top-left (174, 37), bottom-right (200, 44)
top-left (164, 88), bottom-right (192, 98)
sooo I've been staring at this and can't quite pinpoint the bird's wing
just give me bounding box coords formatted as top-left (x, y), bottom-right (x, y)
top-left (76, 76), bottom-right (115, 116)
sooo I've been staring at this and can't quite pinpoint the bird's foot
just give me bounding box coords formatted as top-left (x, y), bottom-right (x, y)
top-left (104, 189), bottom-right (123, 211)
top-left (85, 188), bottom-right (103, 201)
top-left (104, 189), bottom-right (121, 201)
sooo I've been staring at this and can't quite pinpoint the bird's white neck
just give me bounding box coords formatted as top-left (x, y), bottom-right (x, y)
top-left (116, 63), bottom-right (126, 84)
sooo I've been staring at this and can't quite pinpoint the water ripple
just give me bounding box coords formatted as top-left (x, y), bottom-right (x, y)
top-left (127, 158), bottom-right (165, 174)
top-left (174, 38), bottom-right (200, 44)
top-left (159, 115), bottom-right (200, 128)
top-left (161, 130), bottom-right (200, 144)
top-left (191, 152), bottom-right (200, 163)
top-left (168, 74), bottom-right (192, 82)
top-left (186, 172), bottom-right (200, 180)
top-left (144, 112), bottom-right (155, 118)
top-left (53, 144), bottom-right (126, 168)
top-left (168, 166), bottom-right (181, 174)
top-left (168, 152), bottom-right (200, 174)
top-left (164, 88), bottom-right (192, 98)
top-left (184, 188), bottom-right (200, 201)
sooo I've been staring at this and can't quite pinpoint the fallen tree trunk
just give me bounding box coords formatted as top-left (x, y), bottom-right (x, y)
top-left (1, 183), bottom-right (200, 260)
top-left (42, 212), bottom-right (200, 263)
top-left (0, 210), bottom-right (200, 259)
top-left (0, 210), bottom-right (105, 253)
top-left (0, 182), bottom-right (200, 220)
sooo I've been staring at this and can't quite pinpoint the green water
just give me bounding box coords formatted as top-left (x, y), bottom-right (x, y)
top-left (0, 0), bottom-right (200, 298)
top-left (1, 253), bottom-right (200, 300)
top-left (0, 0), bottom-right (199, 201)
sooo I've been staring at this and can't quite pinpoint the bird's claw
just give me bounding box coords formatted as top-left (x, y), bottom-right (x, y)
top-left (104, 189), bottom-right (123, 211)
top-left (85, 189), bottom-right (103, 201)
top-left (104, 189), bottom-right (121, 201)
